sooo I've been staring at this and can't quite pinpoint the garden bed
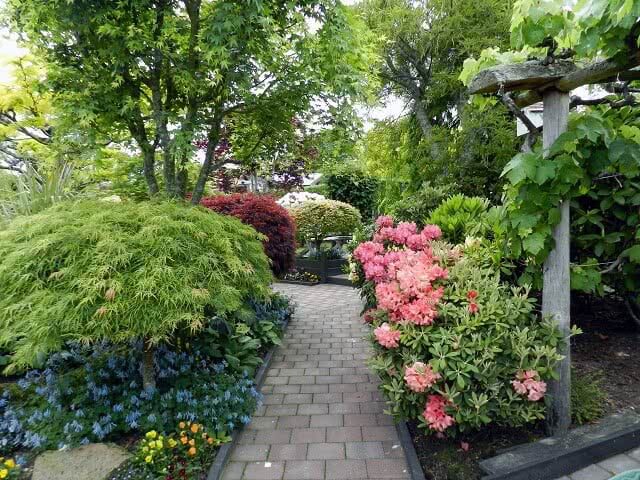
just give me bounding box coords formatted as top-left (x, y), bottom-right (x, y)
top-left (404, 292), bottom-right (640, 480)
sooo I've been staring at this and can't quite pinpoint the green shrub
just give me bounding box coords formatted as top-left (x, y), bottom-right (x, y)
top-left (291, 199), bottom-right (362, 248)
top-left (0, 199), bottom-right (272, 385)
top-left (387, 182), bottom-right (454, 225)
top-left (428, 194), bottom-right (491, 244)
top-left (571, 369), bottom-right (607, 425)
top-left (325, 165), bottom-right (378, 219)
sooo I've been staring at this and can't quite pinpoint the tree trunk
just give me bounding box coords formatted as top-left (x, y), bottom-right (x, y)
top-left (141, 339), bottom-right (156, 391)
top-left (413, 98), bottom-right (432, 137)
top-left (541, 89), bottom-right (571, 436)
top-left (191, 118), bottom-right (222, 205)
top-left (142, 146), bottom-right (160, 196)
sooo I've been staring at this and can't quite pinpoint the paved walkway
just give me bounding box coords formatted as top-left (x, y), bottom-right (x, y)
top-left (554, 448), bottom-right (640, 480)
top-left (221, 283), bottom-right (411, 480)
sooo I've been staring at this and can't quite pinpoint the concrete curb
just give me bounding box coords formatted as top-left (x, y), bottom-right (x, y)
top-left (395, 420), bottom-right (427, 480)
top-left (207, 316), bottom-right (289, 480)
top-left (480, 412), bottom-right (640, 480)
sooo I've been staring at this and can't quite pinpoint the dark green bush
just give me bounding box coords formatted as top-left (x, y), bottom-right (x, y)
top-left (325, 165), bottom-right (378, 219)
top-left (387, 182), bottom-right (454, 225)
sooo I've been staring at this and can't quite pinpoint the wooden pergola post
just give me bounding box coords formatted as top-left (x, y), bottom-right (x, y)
top-left (541, 90), bottom-right (571, 435)
top-left (468, 56), bottom-right (640, 436)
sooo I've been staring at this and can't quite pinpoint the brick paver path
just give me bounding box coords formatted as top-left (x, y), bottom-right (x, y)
top-left (221, 283), bottom-right (411, 480)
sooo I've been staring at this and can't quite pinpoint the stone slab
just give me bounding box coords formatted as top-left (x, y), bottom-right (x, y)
top-left (32, 443), bottom-right (130, 480)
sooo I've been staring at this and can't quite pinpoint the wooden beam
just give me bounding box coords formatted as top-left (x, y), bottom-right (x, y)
top-left (468, 60), bottom-right (577, 95)
top-left (541, 89), bottom-right (571, 436)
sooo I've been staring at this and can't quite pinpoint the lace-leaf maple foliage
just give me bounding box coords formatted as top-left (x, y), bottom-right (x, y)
top-left (0, 200), bottom-right (272, 374)
top-left (201, 193), bottom-right (296, 276)
top-left (350, 217), bottom-right (563, 434)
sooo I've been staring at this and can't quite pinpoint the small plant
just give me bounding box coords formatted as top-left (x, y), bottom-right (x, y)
top-left (571, 369), bottom-right (607, 425)
top-left (0, 457), bottom-right (20, 479)
top-left (132, 423), bottom-right (230, 479)
top-left (291, 199), bottom-right (362, 250)
top-left (427, 195), bottom-right (490, 244)
top-left (282, 268), bottom-right (320, 283)
top-left (201, 193), bottom-right (296, 275)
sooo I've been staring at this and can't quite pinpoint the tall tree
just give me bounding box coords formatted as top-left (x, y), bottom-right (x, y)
top-left (8, 0), bottom-right (373, 202)
top-left (359, 0), bottom-right (513, 137)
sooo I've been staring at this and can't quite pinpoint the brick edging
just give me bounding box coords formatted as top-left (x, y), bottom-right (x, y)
top-left (207, 316), bottom-right (290, 480)
top-left (395, 421), bottom-right (426, 480)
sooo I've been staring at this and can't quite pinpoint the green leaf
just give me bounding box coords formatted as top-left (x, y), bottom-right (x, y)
top-left (522, 232), bottom-right (546, 255)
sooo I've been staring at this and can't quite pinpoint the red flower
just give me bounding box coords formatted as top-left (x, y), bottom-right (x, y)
top-left (468, 302), bottom-right (479, 314)
top-left (466, 290), bottom-right (478, 300)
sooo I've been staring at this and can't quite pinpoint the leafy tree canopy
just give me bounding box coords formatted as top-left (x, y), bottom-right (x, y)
top-left (7, 0), bottom-right (376, 202)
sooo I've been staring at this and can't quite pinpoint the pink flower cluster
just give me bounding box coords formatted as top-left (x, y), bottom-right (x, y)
top-left (404, 362), bottom-right (440, 393)
top-left (353, 217), bottom-right (448, 326)
top-left (512, 370), bottom-right (547, 401)
top-left (374, 323), bottom-right (401, 348)
top-left (423, 394), bottom-right (455, 432)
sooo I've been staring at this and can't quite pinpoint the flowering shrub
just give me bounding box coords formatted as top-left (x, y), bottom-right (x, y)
top-left (201, 193), bottom-right (296, 275)
top-left (291, 199), bottom-right (362, 249)
top-left (277, 191), bottom-right (325, 208)
top-left (351, 217), bottom-right (563, 434)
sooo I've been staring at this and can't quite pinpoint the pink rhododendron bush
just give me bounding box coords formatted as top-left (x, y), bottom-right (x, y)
top-left (350, 216), bottom-right (563, 434)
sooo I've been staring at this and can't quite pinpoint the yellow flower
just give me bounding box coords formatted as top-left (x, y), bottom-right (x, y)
top-left (145, 430), bottom-right (158, 440)
top-left (142, 446), bottom-right (149, 453)
top-left (0, 469), bottom-right (8, 479)
top-left (156, 440), bottom-right (163, 449)
top-left (144, 455), bottom-right (153, 464)
top-left (201, 433), bottom-right (207, 439)
top-left (178, 422), bottom-right (186, 429)
top-left (188, 447), bottom-right (196, 456)
top-left (148, 441), bottom-right (156, 449)
top-left (3, 460), bottom-right (14, 469)
top-left (188, 439), bottom-right (195, 447)
top-left (190, 423), bottom-right (199, 434)
top-left (168, 439), bottom-right (177, 448)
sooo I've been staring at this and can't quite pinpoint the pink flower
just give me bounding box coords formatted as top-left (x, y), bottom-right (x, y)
top-left (460, 441), bottom-right (470, 452)
top-left (375, 215), bottom-right (394, 229)
top-left (404, 362), bottom-right (440, 392)
top-left (406, 234), bottom-right (426, 251)
top-left (512, 370), bottom-right (547, 401)
top-left (374, 323), bottom-right (401, 348)
top-left (421, 224), bottom-right (442, 240)
top-left (423, 395), bottom-right (455, 432)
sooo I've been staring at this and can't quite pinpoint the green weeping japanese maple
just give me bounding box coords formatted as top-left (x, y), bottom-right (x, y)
top-left (0, 200), bottom-right (272, 386)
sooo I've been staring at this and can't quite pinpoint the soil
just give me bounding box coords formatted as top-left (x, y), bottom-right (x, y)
top-left (409, 293), bottom-right (640, 480)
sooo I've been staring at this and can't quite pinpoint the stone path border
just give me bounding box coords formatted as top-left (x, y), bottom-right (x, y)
top-left (218, 283), bottom-right (412, 480)
top-left (554, 448), bottom-right (640, 480)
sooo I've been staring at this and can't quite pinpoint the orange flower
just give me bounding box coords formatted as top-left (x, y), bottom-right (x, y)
top-left (207, 438), bottom-right (214, 445)
top-left (190, 423), bottom-right (199, 433)
top-left (178, 422), bottom-right (186, 429)
top-left (180, 436), bottom-right (188, 445)
top-left (188, 439), bottom-right (195, 446)
top-left (188, 447), bottom-right (197, 456)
